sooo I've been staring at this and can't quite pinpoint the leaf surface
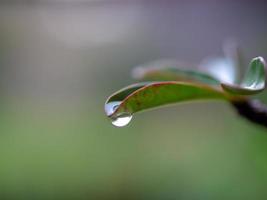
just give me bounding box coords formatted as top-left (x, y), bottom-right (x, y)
top-left (105, 81), bottom-right (226, 118)
top-left (105, 57), bottom-right (265, 119)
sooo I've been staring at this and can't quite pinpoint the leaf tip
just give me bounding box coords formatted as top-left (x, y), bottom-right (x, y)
top-left (253, 56), bottom-right (265, 62)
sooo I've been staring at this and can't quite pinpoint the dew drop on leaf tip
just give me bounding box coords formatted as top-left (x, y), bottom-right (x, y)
top-left (105, 101), bottom-right (133, 127)
top-left (111, 113), bottom-right (132, 127)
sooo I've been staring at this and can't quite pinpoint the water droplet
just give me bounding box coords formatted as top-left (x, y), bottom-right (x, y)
top-left (111, 113), bottom-right (132, 127)
top-left (105, 101), bottom-right (133, 127)
top-left (105, 101), bottom-right (121, 116)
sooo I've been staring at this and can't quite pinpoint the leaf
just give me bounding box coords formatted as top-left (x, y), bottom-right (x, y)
top-left (105, 57), bottom-right (265, 122)
top-left (132, 60), bottom-right (220, 85)
top-left (104, 82), bottom-right (151, 116)
top-left (105, 81), bottom-right (227, 118)
top-left (221, 57), bottom-right (266, 95)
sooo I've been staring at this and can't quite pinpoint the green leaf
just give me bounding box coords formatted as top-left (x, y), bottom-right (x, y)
top-left (105, 82), bottom-right (151, 116)
top-left (221, 57), bottom-right (266, 95)
top-left (132, 60), bottom-right (220, 85)
top-left (105, 81), bottom-right (227, 118)
top-left (105, 57), bottom-right (265, 123)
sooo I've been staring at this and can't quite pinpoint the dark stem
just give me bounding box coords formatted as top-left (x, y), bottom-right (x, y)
top-left (231, 99), bottom-right (267, 128)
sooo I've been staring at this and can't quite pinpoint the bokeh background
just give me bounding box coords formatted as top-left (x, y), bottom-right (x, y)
top-left (0, 0), bottom-right (267, 199)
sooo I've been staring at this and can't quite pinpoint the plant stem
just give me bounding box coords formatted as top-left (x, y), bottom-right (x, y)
top-left (231, 99), bottom-right (267, 128)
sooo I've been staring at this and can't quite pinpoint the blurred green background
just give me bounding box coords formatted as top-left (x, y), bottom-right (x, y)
top-left (0, 0), bottom-right (267, 199)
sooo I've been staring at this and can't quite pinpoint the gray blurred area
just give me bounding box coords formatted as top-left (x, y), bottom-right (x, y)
top-left (0, 0), bottom-right (267, 102)
top-left (0, 0), bottom-right (267, 199)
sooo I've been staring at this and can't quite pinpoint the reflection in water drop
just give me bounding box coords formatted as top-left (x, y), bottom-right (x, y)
top-left (104, 101), bottom-right (121, 116)
top-left (111, 113), bottom-right (133, 127)
top-left (105, 101), bottom-right (133, 127)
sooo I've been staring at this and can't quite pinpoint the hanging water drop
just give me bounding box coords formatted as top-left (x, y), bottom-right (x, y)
top-left (105, 101), bottom-right (133, 127)
top-left (111, 113), bottom-right (132, 127)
